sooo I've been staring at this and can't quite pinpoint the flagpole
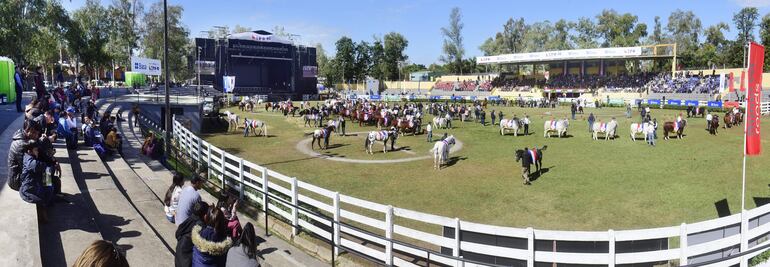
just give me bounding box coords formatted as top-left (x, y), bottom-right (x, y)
top-left (739, 42), bottom-right (750, 267)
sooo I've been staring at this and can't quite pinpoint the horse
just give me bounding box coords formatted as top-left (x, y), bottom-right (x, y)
top-left (515, 145), bottom-right (547, 176)
top-left (724, 112), bottom-right (735, 128)
top-left (433, 116), bottom-right (449, 129)
top-left (300, 110), bottom-right (320, 127)
top-left (245, 119), bottom-right (267, 137)
top-left (309, 126), bottom-right (335, 150)
top-left (687, 106), bottom-right (705, 118)
top-left (499, 118), bottom-right (521, 136)
top-left (223, 111), bottom-right (239, 132)
top-left (430, 135), bottom-right (456, 170)
top-left (395, 118), bottom-right (420, 136)
top-left (592, 120), bottom-right (618, 140)
top-left (543, 119), bottom-right (569, 138)
top-left (354, 110), bottom-right (374, 127)
top-left (709, 115), bottom-right (719, 135)
top-left (365, 127), bottom-right (398, 154)
top-left (663, 119), bottom-right (687, 140)
top-left (629, 122), bottom-right (652, 141)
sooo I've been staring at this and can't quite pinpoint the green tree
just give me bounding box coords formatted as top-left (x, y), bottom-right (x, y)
top-left (760, 14), bottom-right (770, 71)
top-left (595, 9), bottom-right (647, 47)
top-left (523, 21), bottom-right (553, 52)
top-left (141, 2), bottom-right (191, 81)
top-left (0, 0), bottom-right (51, 64)
top-left (353, 41), bottom-right (371, 81)
top-left (24, 0), bottom-right (71, 79)
top-left (369, 38), bottom-right (386, 82)
top-left (440, 7), bottom-right (465, 74)
top-left (650, 16), bottom-right (665, 44)
top-left (72, 0), bottom-right (112, 78)
top-left (548, 19), bottom-right (573, 50)
top-left (703, 22), bottom-right (730, 68)
top-left (383, 32), bottom-right (409, 80)
top-left (107, 0), bottom-right (143, 68)
top-left (402, 63), bottom-right (426, 74)
top-left (333, 36), bottom-right (355, 83)
top-left (734, 7), bottom-right (759, 44)
top-left (571, 17), bottom-right (599, 48)
top-left (666, 10), bottom-right (701, 51)
top-left (316, 44), bottom-right (333, 86)
top-left (502, 17), bottom-right (527, 53)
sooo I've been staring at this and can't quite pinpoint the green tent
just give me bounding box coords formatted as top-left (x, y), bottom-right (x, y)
top-left (0, 57), bottom-right (15, 103)
top-left (125, 72), bottom-right (147, 87)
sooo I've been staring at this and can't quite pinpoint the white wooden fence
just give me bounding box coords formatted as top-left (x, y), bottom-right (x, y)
top-left (171, 118), bottom-right (770, 266)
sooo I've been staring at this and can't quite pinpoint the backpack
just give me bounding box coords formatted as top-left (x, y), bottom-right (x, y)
top-left (8, 172), bottom-right (21, 191)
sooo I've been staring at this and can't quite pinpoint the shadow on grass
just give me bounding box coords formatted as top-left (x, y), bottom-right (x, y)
top-left (529, 166), bottom-right (553, 182)
top-left (445, 156), bottom-right (467, 167)
top-left (754, 197), bottom-right (770, 207)
top-left (715, 199), bottom-right (731, 217)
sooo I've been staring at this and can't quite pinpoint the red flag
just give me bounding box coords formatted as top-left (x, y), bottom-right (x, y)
top-left (740, 71), bottom-right (746, 91)
top-left (746, 42), bottom-right (764, 156)
top-left (729, 72), bottom-right (735, 92)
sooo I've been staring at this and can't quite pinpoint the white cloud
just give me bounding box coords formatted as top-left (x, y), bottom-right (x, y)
top-left (733, 0), bottom-right (770, 7)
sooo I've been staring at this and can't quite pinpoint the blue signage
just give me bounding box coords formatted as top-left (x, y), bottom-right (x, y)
top-left (408, 95), bottom-right (416, 100)
top-left (667, 100), bottom-right (682, 106)
top-left (451, 96), bottom-right (463, 101)
top-left (487, 96), bottom-right (501, 101)
top-left (708, 101), bottom-right (723, 108)
top-left (685, 100), bottom-right (699, 106)
top-left (369, 95), bottom-right (381, 100)
top-left (470, 96), bottom-right (477, 101)
top-left (430, 96), bottom-right (442, 100)
top-left (647, 99), bottom-right (661, 105)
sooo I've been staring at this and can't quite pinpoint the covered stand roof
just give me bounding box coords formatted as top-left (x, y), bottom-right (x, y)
top-left (476, 44), bottom-right (676, 65)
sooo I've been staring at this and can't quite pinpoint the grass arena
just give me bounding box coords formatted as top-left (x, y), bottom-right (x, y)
top-left (202, 101), bottom-right (770, 231)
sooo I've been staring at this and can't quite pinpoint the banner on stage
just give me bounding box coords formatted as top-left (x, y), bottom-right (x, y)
top-left (223, 76), bottom-right (236, 93)
top-left (746, 42), bottom-right (764, 156)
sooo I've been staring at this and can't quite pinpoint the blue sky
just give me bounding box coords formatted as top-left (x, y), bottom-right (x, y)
top-left (63, 0), bottom-right (770, 65)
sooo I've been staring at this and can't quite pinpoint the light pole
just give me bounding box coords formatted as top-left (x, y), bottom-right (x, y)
top-left (163, 0), bottom-right (171, 161)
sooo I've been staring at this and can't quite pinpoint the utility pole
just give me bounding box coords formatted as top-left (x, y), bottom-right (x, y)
top-left (163, 0), bottom-right (171, 161)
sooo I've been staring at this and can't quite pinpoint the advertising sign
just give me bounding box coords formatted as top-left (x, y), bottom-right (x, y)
top-left (131, 57), bottom-right (162, 76)
top-left (647, 99), bottom-right (661, 105)
top-left (667, 100), bottom-right (682, 106)
top-left (223, 76), bottom-right (236, 93)
top-left (302, 66), bottom-right (318, 78)
top-left (685, 100), bottom-right (699, 106)
top-left (707, 101), bottom-right (723, 108)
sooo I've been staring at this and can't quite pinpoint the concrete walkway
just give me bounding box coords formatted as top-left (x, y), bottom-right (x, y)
top-left (112, 103), bottom-right (328, 267)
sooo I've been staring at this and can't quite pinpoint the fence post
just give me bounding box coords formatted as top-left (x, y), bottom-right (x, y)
top-left (453, 218), bottom-right (461, 266)
top-left (527, 227), bottom-right (534, 267)
top-left (196, 137), bottom-right (202, 167)
top-left (238, 158), bottom-right (244, 200)
top-left (333, 192), bottom-right (341, 256)
top-left (385, 205), bottom-right (393, 266)
top-left (261, 167), bottom-right (268, 213)
top-left (291, 177), bottom-right (298, 236)
top-left (741, 211), bottom-right (749, 267)
top-left (220, 152), bottom-right (226, 189)
top-left (206, 145), bottom-right (212, 182)
top-left (608, 229), bottom-right (615, 267)
top-left (679, 223), bottom-right (687, 265)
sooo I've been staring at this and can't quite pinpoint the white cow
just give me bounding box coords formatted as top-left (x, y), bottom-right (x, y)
top-left (543, 119), bottom-right (569, 138)
top-left (592, 120), bottom-right (618, 140)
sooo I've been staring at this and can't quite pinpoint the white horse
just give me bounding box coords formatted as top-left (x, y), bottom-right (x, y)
top-left (433, 117), bottom-right (449, 129)
top-left (629, 122), bottom-right (652, 141)
top-left (224, 111), bottom-right (239, 132)
top-left (543, 119), bottom-right (569, 138)
top-left (592, 120), bottom-right (618, 140)
top-left (245, 118), bottom-right (267, 137)
top-left (365, 128), bottom-right (398, 154)
top-left (500, 118), bottom-right (520, 136)
top-left (430, 135), bottom-right (456, 170)
top-left (310, 126), bottom-right (335, 150)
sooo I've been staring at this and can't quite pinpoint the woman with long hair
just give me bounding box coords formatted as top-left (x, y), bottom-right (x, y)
top-left (192, 207), bottom-right (232, 267)
top-left (72, 240), bottom-right (129, 267)
top-left (163, 173), bottom-right (185, 223)
top-left (226, 222), bottom-right (260, 266)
